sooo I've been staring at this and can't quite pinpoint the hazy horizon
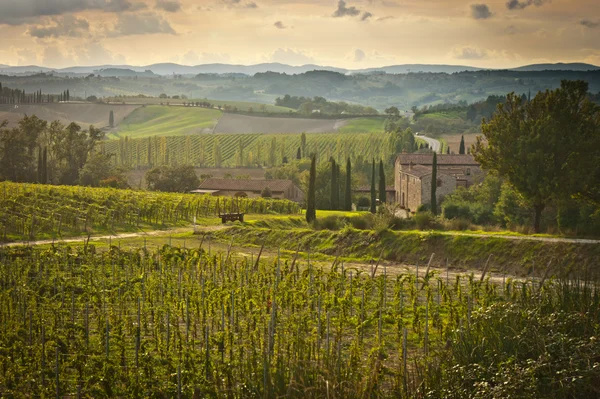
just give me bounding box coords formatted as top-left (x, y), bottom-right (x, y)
top-left (0, 0), bottom-right (598, 70)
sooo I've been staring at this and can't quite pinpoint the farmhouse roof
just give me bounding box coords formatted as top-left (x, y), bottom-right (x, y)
top-left (396, 154), bottom-right (479, 166)
top-left (402, 165), bottom-right (434, 178)
top-left (197, 178), bottom-right (298, 193)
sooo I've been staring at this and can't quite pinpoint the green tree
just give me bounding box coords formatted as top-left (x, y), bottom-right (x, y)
top-left (146, 165), bottom-right (199, 193)
top-left (431, 152), bottom-right (438, 215)
top-left (109, 110), bottom-right (114, 128)
top-left (378, 159), bottom-right (386, 204)
top-left (301, 133), bottom-right (307, 157)
top-left (261, 187), bottom-right (272, 198)
top-left (306, 155), bottom-right (317, 223)
top-left (330, 159), bottom-right (338, 210)
top-left (459, 135), bottom-right (465, 154)
top-left (370, 159), bottom-right (376, 213)
top-left (345, 158), bottom-right (352, 211)
top-left (79, 152), bottom-right (128, 188)
top-left (473, 80), bottom-right (600, 232)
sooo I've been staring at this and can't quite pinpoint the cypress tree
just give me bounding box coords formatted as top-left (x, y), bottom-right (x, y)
top-left (336, 164), bottom-right (341, 210)
top-left (306, 154), bottom-right (317, 223)
top-left (42, 147), bottom-right (47, 184)
top-left (446, 146), bottom-right (450, 154)
top-left (109, 110), bottom-right (115, 128)
top-left (431, 152), bottom-right (437, 215)
top-left (296, 147), bottom-right (301, 160)
top-left (37, 147), bottom-right (43, 183)
top-left (345, 158), bottom-right (352, 211)
top-left (459, 135), bottom-right (465, 154)
top-left (330, 159), bottom-right (338, 210)
top-left (378, 159), bottom-right (386, 204)
top-left (370, 159), bottom-right (376, 214)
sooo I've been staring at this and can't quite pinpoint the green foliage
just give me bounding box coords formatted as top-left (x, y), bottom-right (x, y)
top-left (414, 210), bottom-right (436, 229)
top-left (378, 159), bottom-right (386, 204)
top-left (261, 186), bottom-right (272, 198)
top-left (474, 80), bottom-right (600, 232)
top-left (275, 94), bottom-right (378, 115)
top-left (306, 154), bottom-right (316, 223)
top-left (344, 158), bottom-right (352, 211)
top-left (370, 159), bottom-right (376, 214)
top-left (79, 152), bottom-right (129, 189)
top-left (146, 165), bottom-right (200, 193)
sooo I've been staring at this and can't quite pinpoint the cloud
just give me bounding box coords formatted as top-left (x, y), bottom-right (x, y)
top-left (376, 16), bottom-right (395, 21)
top-left (111, 12), bottom-right (176, 36)
top-left (221, 0), bottom-right (258, 8)
top-left (333, 1), bottom-right (361, 17)
top-left (506, 0), bottom-right (549, 10)
top-left (274, 21), bottom-right (286, 29)
top-left (451, 46), bottom-right (488, 60)
top-left (471, 4), bottom-right (492, 19)
top-left (579, 19), bottom-right (599, 29)
top-left (28, 16), bottom-right (90, 38)
top-left (269, 48), bottom-right (314, 65)
top-left (361, 12), bottom-right (373, 21)
top-left (155, 0), bottom-right (181, 12)
top-left (0, 0), bottom-right (146, 25)
top-left (352, 48), bottom-right (366, 62)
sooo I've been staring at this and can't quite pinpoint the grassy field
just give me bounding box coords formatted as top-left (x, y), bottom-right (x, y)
top-left (109, 105), bottom-right (222, 139)
top-left (337, 117), bottom-right (386, 133)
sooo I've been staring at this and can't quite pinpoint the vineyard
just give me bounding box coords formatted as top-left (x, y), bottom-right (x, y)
top-left (0, 182), bottom-right (301, 242)
top-left (0, 244), bottom-right (598, 397)
top-left (101, 132), bottom-right (395, 169)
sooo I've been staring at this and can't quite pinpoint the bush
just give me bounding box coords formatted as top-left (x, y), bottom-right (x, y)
top-left (346, 214), bottom-right (374, 230)
top-left (414, 211), bottom-right (436, 230)
top-left (314, 215), bottom-right (342, 230)
top-left (357, 197), bottom-right (370, 208)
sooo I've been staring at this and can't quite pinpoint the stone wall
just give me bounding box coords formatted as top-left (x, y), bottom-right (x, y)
top-left (420, 173), bottom-right (457, 209)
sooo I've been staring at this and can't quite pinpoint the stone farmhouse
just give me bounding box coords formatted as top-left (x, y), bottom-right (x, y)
top-left (394, 154), bottom-right (481, 212)
top-left (191, 178), bottom-right (305, 203)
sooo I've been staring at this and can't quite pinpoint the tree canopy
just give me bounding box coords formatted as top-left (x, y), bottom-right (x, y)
top-left (473, 80), bottom-right (600, 232)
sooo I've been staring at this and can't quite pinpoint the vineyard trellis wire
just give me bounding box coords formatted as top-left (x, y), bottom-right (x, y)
top-left (0, 182), bottom-right (301, 242)
top-left (101, 132), bottom-right (395, 169)
top-left (1, 242), bottom-right (595, 398)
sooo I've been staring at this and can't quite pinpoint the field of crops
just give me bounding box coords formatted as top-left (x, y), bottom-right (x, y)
top-left (1, 243), bottom-right (598, 397)
top-left (102, 132), bottom-right (394, 169)
top-left (109, 106), bottom-right (222, 139)
top-left (0, 182), bottom-right (301, 242)
top-left (337, 117), bottom-right (386, 133)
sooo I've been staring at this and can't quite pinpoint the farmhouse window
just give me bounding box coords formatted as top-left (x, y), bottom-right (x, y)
top-left (466, 168), bottom-right (471, 176)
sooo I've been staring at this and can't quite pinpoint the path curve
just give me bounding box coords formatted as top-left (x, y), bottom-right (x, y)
top-left (419, 134), bottom-right (441, 152)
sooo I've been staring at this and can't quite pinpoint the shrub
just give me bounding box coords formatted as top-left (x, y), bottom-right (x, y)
top-left (314, 215), bottom-right (341, 230)
top-left (357, 197), bottom-right (370, 208)
top-left (414, 211), bottom-right (435, 230)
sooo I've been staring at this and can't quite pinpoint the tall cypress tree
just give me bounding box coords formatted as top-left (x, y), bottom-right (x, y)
top-left (109, 110), bottom-right (115, 128)
top-left (41, 147), bottom-right (47, 184)
top-left (459, 135), bottom-right (465, 154)
top-left (431, 152), bottom-right (438, 214)
top-left (370, 159), bottom-right (376, 214)
top-left (378, 159), bottom-right (386, 204)
top-left (37, 147), bottom-right (43, 183)
top-left (296, 147), bottom-right (301, 160)
top-left (336, 164), bottom-right (341, 210)
top-left (330, 159), bottom-right (338, 210)
top-left (306, 154), bottom-right (317, 223)
top-left (345, 158), bottom-right (352, 211)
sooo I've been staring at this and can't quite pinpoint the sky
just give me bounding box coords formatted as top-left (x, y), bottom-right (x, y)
top-left (0, 0), bottom-right (598, 69)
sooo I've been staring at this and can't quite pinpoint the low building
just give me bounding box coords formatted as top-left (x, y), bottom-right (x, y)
top-left (394, 154), bottom-right (482, 211)
top-left (191, 178), bottom-right (305, 202)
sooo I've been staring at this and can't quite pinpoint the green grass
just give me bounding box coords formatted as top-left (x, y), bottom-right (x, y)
top-left (418, 110), bottom-right (466, 120)
top-left (337, 117), bottom-right (385, 133)
top-left (202, 99), bottom-right (295, 113)
top-left (109, 105), bottom-right (222, 139)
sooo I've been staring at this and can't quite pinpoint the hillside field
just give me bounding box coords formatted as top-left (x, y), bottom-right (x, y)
top-left (0, 103), bottom-right (140, 129)
top-left (105, 96), bottom-right (295, 113)
top-left (109, 105), bottom-right (222, 138)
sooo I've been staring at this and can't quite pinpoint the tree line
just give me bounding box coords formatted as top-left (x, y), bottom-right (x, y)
top-left (0, 115), bottom-right (127, 188)
top-left (275, 94), bottom-right (379, 115)
top-left (0, 83), bottom-right (71, 104)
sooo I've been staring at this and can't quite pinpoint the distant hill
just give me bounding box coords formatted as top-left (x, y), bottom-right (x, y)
top-left (511, 63), bottom-right (600, 72)
top-left (0, 62), bottom-right (598, 77)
